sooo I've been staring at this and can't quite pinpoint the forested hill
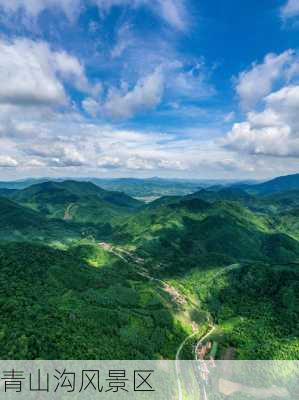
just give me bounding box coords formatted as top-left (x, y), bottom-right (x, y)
top-left (9, 180), bottom-right (143, 209)
top-left (0, 176), bottom-right (298, 360)
top-left (235, 173), bottom-right (299, 195)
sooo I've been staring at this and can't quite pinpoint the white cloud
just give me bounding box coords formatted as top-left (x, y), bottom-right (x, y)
top-left (235, 50), bottom-right (295, 110)
top-left (166, 61), bottom-right (216, 99)
top-left (26, 159), bottom-right (46, 167)
top-left (0, 0), bottom-right (188, 31)
top-left (100, 57), bottom-right (213, 120)
top-left (224, 111), bottom-right (236, 123)
top-left (0, 38), bottom-right (95, 108)
top-left (1, 105), bottom-right (298, 179)
top-left (82, 97), bottom-right (101, 117)
top-left (266, 85), bottom-right (299, 110)
top-left (24, 142), bottom-right (87, 167)
top-left (103, 68), bottom-right (164, 118)
top-left (0, 155), bottom-right (18, 167)
top-left (110, 23), bottom-right (132, 59)
top-left (53, 50), bottom-right (99, 95)
top-left (0, 0), bottom-right (81, 21)
top-left (125, 156), bottom-right (156, 171)
top-left (94, 0), bottom-right (188, 31)
top-left (149, 0), bottom-right (187, 31)
top-left (228, 50), bottom-right (299, 159)
top-left (97, 156), bottom-right (122, 169)
top-left (281, 0), bottom-right (299, 18)
top-left (0, 38), bottom-right (66, 107)
top-left (224, 85), bottom-right (299, 157)
top-left (224, 122), bottom-right (294, 157)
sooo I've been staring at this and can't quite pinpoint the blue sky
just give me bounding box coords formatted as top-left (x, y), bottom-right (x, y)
top-left (0, 0), bottom-right (299, 180)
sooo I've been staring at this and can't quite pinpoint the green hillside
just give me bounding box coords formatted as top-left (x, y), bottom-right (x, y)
top-left (0, 242), bottom-right (185, 359)
top-left (173, 261), bottom-right (299, 360)
top-left (0, 176), bottom-right (298, 360)
top-left (6, 180), bottom-right (142, 225)
top-left (240, 173), bottom-right (299, 195)
top-left (116, 198), bottom-right (299, 270)
top-left (0, 197), bottom-right (45, 228)
top-left (0, 197), bottom-right (83, 243)
top-left (187, 187), bottom-right (255, 204)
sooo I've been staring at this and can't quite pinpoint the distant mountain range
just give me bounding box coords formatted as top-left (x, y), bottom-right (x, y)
top-left (1, 174), bottom-right (298, 259)
top-left (1, 173), bottom-right (298, 198)
top-left (235, 173), bottom-right (299, 195)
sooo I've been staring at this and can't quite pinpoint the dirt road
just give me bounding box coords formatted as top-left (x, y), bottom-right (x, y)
top-left (98, 242), bottom-right (187, 306)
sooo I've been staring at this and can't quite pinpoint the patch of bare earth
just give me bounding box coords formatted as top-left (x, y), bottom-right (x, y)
top-left (64, 203), bottom-right (77, 220)
top-left (162, 283), bottom-right (187, 305)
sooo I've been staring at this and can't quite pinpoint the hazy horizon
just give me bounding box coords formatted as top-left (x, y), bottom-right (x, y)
top-left (0, 174), bottom-right (277, 184)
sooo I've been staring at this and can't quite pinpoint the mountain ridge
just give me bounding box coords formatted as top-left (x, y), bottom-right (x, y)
top-left (0, 174), bottom-right (298, 360)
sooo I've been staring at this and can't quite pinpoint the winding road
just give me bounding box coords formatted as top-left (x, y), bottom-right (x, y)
top-left (98, 242), bottom-right (244, 399)
top-left (174, 263), bottom-right (243, 399)
top-left (99, 242), bottom-right (242, 357)
top-left (175, 263), bottom-right (241, 361)
top-left (175, 326), bottom-right (216, 400)
top-left (98, 242), bottom-right (187, 305)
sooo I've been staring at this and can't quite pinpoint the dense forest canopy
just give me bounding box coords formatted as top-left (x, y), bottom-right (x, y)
top-left (0, 174), bottom-right (298, 359)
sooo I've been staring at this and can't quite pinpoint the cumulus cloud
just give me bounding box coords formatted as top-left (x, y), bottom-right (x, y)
top-left (0, 38), bottom-right (66, 107)
top-left (235, 50), bottom-right (295, 110)
top-left (0, 103), bottom-right (230, 176)
top-left (0, 38), bottom-right (95, 108)
top-left (26, 159), bottom-right (46, 167)
top-left (224, 85), bottom-right (299, 157)
top-left (227, 50), bottom-right (299, 159)
top-left (103, 68), bottom-right (164, 118)
top-left (281, 0), bottom-right (299, 18)
top-left (23, 142), bottom-right (87, 167)
top-left (0, 155), bottom-right (18, 167)
top-left (53, 51), bottom-right (100, 96)
top-left (101, 55), bottom-right (214, 120)
top-left (224, 122), bottom-right (294, 157)
top-left (97, 156), bottom-right (122, 169)
top-left (2, 103), bottom-right (298, 179)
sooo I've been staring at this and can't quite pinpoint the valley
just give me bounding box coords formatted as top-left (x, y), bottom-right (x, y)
top-left (0, 174), bottom-right (298, 360)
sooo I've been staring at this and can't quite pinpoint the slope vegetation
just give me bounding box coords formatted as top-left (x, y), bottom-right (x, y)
top-left (0, 176), bottom-right (298, 360)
